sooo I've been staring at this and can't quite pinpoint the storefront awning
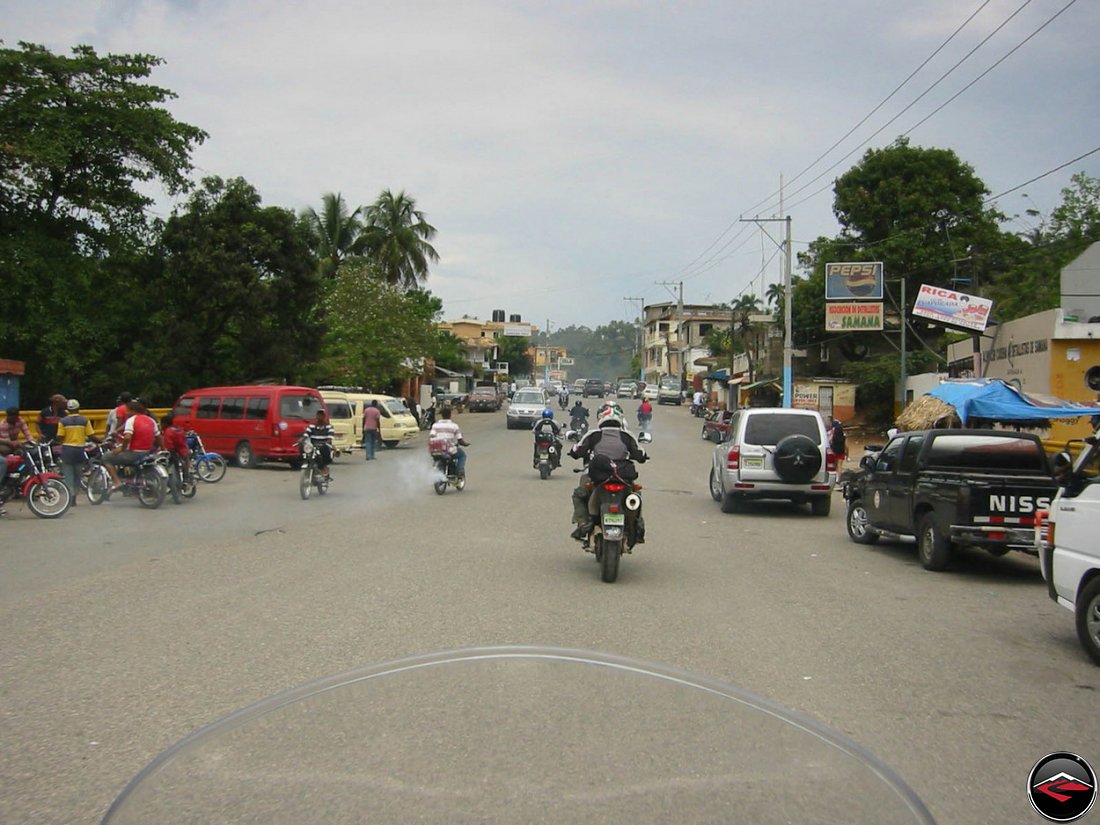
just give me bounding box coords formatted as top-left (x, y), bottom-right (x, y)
top-left (740, 377), bottom-right (781, 391)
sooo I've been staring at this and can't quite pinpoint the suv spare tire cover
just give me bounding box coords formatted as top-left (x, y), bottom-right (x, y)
top-left (773, 434), bottom-right (822, 484)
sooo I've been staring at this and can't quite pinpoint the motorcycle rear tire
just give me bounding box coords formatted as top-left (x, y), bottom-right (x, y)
top-left (27, 478), bottom-right (71, 518)
top-left (87, 467), bottom-right (109, 505)
top-left (539, 463), bottom-right (550, 480)
top-left (137, 471), bottom-right (166, 509)
top-left (433, 480), bottom-right (447, 495)
top-left (597, 535), bottom-right (621, 583)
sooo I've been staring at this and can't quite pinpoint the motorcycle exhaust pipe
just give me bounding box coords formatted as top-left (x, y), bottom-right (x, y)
top-left (625, 493), bottom-right (641, 511)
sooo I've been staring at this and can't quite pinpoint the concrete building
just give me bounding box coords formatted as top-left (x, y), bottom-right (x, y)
top-left (947, 242), bottom-right (1100, 440)
top-left (641, 302), bottom-right (734, 385)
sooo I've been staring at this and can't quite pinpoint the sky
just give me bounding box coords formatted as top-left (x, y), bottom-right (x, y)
top-left (6, 0), bottom-right (1099, 331)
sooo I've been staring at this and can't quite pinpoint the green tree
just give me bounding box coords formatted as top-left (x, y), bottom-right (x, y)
top-left (139, 176), bottom-right (322, 399)
top-left (318, 260), bottom-right (443, 388)
top-left (360, 189), bottom-right (439, 288)
top-left (0, 42), bottom-right (206, 402)
top-left (765, 282), bottom-right (784, 308)
top-left (299, 192), bottom-right (364, 279)
top-left (433, 331), bottom-right (468, 373)
top-left (495, 335), bottom-right (533, 377)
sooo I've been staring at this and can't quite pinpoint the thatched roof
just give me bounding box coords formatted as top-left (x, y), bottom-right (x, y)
top-left (894, 394), bottom-right (961, 431)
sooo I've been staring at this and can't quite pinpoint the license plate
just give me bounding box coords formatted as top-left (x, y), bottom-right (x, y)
top-left (603, 513), bottom-right (626, 526)
top-left (539, 452), bottom-right (549, 460)
top-left (743, 457), bottom-right (763, 468)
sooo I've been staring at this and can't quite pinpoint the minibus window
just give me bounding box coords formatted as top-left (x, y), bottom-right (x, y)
top-left (174, 397), bottom-right (194, 417)
top-left (246, 398), bottom-right (269, 420)
top-left (197, 398), bottom-right (221, 419)
top-left (281, 394), bottom-right (322, 419)
top-left (221, 397), bottom-right (245, 419)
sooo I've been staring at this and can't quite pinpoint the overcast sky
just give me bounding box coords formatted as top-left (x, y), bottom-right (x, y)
top-left (7, 0), bottom-right (1099, 330)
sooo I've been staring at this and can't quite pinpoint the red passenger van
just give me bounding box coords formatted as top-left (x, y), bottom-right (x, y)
top-left (172, 385), bottom-right (325, 468)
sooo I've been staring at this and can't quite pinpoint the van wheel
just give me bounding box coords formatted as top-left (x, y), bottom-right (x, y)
top-left (1075, 577), bottom-right (1100, 666)
top-left (235, 441), bottom-right (257, 469)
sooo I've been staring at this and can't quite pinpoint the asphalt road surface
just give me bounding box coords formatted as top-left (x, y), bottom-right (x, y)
top-left (1, 403), bottom-right (1097, 823)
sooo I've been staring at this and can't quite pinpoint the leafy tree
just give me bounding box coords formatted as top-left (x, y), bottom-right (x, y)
top-left (433, 331), bottom-right (468, 373)
top-left (495, 335), bottom-right (533, 377)
top-left (0, 41), bottom-right (206, 402)
top-left (765, 281), bottom-right (784, 308)
top-left (139, 176), bottom-right (322, 399)
top-left (360, 189), bottom-right (439, 288)
top-left (299, 192), bottom-right (364, 279)
top-left (317, 260), bottom-right (443, 389)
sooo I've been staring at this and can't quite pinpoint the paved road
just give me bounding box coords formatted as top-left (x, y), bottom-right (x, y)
top-left (1, 404), bottom-right (1097, 823)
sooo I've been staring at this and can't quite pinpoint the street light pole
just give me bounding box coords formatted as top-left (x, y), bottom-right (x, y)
top-left (740, 214), bottom-right (794, 408)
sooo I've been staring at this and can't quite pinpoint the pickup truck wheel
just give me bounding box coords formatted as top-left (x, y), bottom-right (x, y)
top-left (846, 501), bottom-right (879, 544)
top-left (917, 513), bottom-right (952, 571)
top-left (1075, 577), bottom-right (1100, 666)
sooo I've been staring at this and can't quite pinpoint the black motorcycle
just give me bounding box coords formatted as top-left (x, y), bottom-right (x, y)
top-left (534, 433), bottom-right (561, 480)
top-left (431, 450), bottom-right (465, 494)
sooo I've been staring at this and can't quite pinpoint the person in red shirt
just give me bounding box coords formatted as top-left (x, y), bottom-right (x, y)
top-left (105, 399), bottom-right (160, 490)
top-left (160, 412), bottom-right (191, 481)
top-left (106, 392), bottom-right (132, 438)
top-left (362, 400), bottom-right (382, 460)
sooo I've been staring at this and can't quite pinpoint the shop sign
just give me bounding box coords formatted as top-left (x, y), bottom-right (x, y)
top-left (912, 284), bottom-right (993, 332)
top-left (825, 302), bottom-right (884, 331)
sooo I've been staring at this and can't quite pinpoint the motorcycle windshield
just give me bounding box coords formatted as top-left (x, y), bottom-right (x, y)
top-left (102, 647), bottom-right (935, 824)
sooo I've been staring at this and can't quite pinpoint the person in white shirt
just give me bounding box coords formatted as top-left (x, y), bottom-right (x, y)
top-left (428, 407), bottom-right (470, 476)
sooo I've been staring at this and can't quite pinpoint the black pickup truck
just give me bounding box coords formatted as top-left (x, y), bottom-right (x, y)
top-left (843, 429), bottom-right (1057, 570)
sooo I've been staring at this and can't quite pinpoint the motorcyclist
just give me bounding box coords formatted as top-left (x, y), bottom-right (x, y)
top-left (428, 406), bottom-right (470, 477)
top-left (569, 400), bottom-right (589, 431)
top-left (558, 386), bottom-right (570, 409)
top-left (568, 403), bottom-right (647, 542)
top-left (636, 398), bottom-right (653, 432)
top-left (532, 408), bottom-right (562, 468)
top-left (303, 409), bottom-right (335, 478)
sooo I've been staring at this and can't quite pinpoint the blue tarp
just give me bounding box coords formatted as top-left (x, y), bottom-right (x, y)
top-left (927, 379), bottom-right (1100, 424)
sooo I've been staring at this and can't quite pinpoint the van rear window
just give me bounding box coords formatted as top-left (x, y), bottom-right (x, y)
top-left (221, 397), bottom-right (245, 419)
top-left (280, 394), bottom-right (322, 419)
top-left (743, 414), bottom-right (821, 446)
top-left (174, 397), bottom-right (194, 417)
top-left (246, 398), bottom-right (269, 420)
top-left (327, 401), bottom-right (352, 418)
top-left (196, 398), bottom-right (220, 418)
top-left (925, 434), bottom-right (1046, 472)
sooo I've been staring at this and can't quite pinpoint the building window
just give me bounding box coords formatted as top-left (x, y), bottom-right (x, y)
top-left (820, 344), bottom-right (829, 362)
top-left (699, 323), bottom-right (712, 337)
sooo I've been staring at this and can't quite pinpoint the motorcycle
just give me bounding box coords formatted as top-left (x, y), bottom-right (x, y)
top-left (576, 431), bottom-right (652, 583)
top-left (86, 449), bottom-right (168, 508)
top-left (534, 433), bottom-right (561, 480)
top-left (0, 441), bottom-right (72, 518)
top-left (691, 400), bottom-right (707, 418)
top-left (297, 435), bottom-right (330, 500)
top-left (186, 431), bottom-right (227, 483)
top-left (567, 417), bottom-right (588, 440)
top-left (101, 646), bottom-right (937, 824)
top-left (419, 405), bottom-right (436, 431)
top-left (431, 450), bottom-right (465, 494)
top-left (156, 450), bottom-right (197, 505)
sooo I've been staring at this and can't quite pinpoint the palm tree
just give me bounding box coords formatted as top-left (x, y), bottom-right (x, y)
top-left (732, 294), bottom-right (762, 383)
top-left (361, 189), bottom-right (440, 289)
top-left (301, 192), bottom-right (363, 279)
top-left (765, 281), bottom-right (784, 308)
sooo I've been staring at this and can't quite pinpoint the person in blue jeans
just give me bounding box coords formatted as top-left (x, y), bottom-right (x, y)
top-left (362, 400), bottom-right (381, 460)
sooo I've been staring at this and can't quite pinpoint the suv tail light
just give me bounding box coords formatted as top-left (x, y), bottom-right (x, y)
top-left (826, 449), bottom-right (837, 473)
top-left (726, 447), bottom-right (740, 470)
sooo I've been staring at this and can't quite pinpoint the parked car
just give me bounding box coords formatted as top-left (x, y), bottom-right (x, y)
top-left (603, 382), bottom-right (614, 395)
top-left (468, 386), bottom-right (502, 412)
top-left (1040, 438), bottom-right (1100, 665)
top-left (701, 409), bottom-right (734, 442)
top-left (708, 407), bottom-right (836, 515)
top-left (584, 379), bottom-right (605, 398)
top-left (506, 388), bottom-right (549, 429)
top-left (844, 429), bottom-right (1057, 570)
top-left (172, 385), bottom-right (325, 468)
top-left (657, 376), bottom-right (682, 405)
top-left (616, 382), bottom-right (637, 399)
top-left (572, 379), bottom-right (587, 396)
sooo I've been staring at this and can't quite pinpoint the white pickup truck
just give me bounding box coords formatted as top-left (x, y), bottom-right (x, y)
top-left (1039, 436), bottom-right (1100, 665)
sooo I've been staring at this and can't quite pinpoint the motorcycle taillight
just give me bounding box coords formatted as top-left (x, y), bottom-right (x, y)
top-left (603, 483), bottom-right (626, 492)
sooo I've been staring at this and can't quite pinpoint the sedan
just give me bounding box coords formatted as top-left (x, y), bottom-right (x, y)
top-left (642, 385), bottom-right (658, 401)
top-left (701, 410), bottom-right (734, 442)
top-left (468, 387), bottom-right (501, 412)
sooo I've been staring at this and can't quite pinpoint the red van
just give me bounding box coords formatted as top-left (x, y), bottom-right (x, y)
top-left (172, 385), bottom-right (325, 468)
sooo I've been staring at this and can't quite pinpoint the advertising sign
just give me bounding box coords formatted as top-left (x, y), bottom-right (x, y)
top-left (502, 324), bottom-right (530, 337)
top-left (912, 284), bottom-right (993, 332)
top-left (825, 302), bottom-right (884, 331)
top-left (825, 262), bottom-right (883, 300)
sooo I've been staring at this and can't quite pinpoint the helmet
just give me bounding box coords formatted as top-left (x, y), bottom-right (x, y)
top-left (573, 400), bottom-right (582, 406)
top-left (597, 404), bottom-right (625, 428)
top-left (541, 408), bottom-right (554, 419)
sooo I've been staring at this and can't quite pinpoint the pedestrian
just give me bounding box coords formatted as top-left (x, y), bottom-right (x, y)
top-left (362, 400), bottom-right (382, 460)
top-left (37, 394), bottom-right (67, 442)
top-left (56, 399), bottom-right (95, 504)
top-left (0, 406), bottom-right (32, 455)
top-left (830, 417), bottom-right (848, 469)
top-left (105, 391), bottom-right (132, 438)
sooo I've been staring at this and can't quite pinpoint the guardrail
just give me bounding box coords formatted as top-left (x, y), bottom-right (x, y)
top-left (18, 408), bottom-right (172, 441)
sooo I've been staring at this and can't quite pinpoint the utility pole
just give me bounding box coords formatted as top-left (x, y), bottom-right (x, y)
top-left (740, 215), bottom-right (794, 408)
top-left (655, 280), bottom-right (684, 389)
top-left (543, 318), bottom-right (554, 387)
top-left (624, 296), bottom-right (646, 382)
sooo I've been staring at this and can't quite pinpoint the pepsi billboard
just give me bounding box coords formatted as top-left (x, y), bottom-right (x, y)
top-left (825, 262), bottom-right (883, 300)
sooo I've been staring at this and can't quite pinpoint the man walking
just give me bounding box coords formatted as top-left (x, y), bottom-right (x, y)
top-left (362, 400), bottom-right (382, 460)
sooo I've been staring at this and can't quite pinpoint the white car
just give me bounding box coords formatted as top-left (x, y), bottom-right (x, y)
top-left (1040, 441), bottom-right (1100, 665)
top-left (708, 407), bottom-right (836, 515)
top-left (506, 388), bottom-right (550, 429)
top-left (642, 385), bottom-right (658, 401)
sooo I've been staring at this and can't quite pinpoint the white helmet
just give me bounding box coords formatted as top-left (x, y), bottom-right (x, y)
top-left (596, 403), bottom-right (625, 428)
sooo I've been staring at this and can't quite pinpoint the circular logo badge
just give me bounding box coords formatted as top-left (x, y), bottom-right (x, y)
top-left (1028, 752), bottom-right (1096, 822)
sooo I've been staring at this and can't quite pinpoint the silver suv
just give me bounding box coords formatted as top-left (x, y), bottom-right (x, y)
top-left (708, 407), bottom-right (836, 515)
